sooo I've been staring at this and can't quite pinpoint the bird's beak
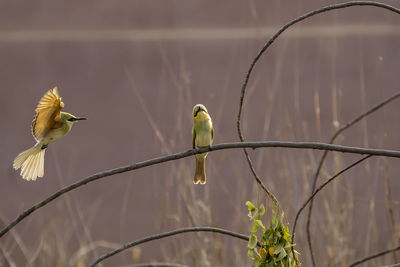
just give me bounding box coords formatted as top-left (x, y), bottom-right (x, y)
top-left (75, 117), bottom-right (87, 121)
top-left (194, 108), bottom-right (204, 117)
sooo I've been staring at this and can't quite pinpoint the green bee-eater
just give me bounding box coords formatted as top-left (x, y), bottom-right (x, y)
top-left (192, 104), bottom-right (214, 184)
top-left (13, 87), bottom-right (86, 181)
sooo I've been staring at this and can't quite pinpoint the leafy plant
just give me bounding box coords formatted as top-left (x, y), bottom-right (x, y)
top-left (246, 201), bottom-right (298, 267)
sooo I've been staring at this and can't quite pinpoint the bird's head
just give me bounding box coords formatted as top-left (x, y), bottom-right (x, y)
top-left (61, 112), bottom-right (87, 125)
top-left (193, 104), bottom-right (209, 119)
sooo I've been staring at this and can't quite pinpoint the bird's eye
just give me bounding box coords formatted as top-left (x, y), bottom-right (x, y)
top-left (68, 118), bottom-right (76, 122)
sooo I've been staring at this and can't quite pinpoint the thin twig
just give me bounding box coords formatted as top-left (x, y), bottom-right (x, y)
top-left (89, 227), bottom-right (256, 267)
top-left (291, 155), bottom-right (372, 261)
top-left (236, 0), bottom-right (400, 216)
top-left (234, 1), bottom-right (400, 265)
top-left (382, 264), bottom-right (400, 267)
top-left (237, 1), bottom-right (400, 127)
top-left (119, 264), bottom-right (188, 267)
top-left (2, 141), bottom-right (400, 240)
top-left (239, 148), bottom-right (281, 211)
top-left (349, 244), bottom-right (400, 267)
top-left (306, 91), bottom-right (400, 266)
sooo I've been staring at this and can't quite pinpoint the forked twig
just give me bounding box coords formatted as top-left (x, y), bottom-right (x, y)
top-left (236, 1), bottom-right (400, 213)
top-left (306, 91), bottom-right (400, 265)
top-left (289, 155), bottom-right (373, 264)
top-left (234, 0), bottom-right (400, 265)
top-left (291, 155), bottom-right (372, 250)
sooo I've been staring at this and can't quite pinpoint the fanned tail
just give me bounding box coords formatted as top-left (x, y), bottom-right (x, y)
top-left (13, 144), bottom-right (46, 181)
top-left (194, 157), bottom-right (206, 184)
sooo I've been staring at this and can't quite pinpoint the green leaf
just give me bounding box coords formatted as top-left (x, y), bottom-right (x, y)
top-left (258, 204), bottom-right (265, 216)
top-left (246, 201), bottom-right (257, 212)
top-left (274, 245), bottom-right (284, 255)
top-left (254, 254), bottom-right (262, 267)
top-left (271, 217), bottom-right (278, 230)
top-left (255, 220), bottom-right (266, 231)
top-left (252, 221), bottom-right (260, 233)
top-left (276, 247), bottom-right (287, 261)
top-left (248, 234), bottom-right (258, 249)
top-left (276, 231), bottom-right (282, 239)
top-left (248, 248), bottom-right (254, 259)
top-left (284, 242), bottom-right (294, 249)
top-left (283, 228), bottom-right (291, 241)
top-left (252, 205), bottom-right (265, 220)
top-left (263, 229), bottom-right (272, 241)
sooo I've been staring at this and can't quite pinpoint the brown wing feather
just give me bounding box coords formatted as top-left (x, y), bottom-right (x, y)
top-left (31, 87), bottom-right (64, 140)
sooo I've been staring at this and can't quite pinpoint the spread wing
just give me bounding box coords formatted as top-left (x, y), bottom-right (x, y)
top-left (31, 87), bottom-right (64, 140)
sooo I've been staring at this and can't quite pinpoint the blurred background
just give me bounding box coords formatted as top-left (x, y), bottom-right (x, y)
top-left (0, 0), bottom-right (399, 266)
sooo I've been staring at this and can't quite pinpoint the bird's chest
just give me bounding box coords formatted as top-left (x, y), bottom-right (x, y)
top-left (41, 124), bottom-right (70, 145)
top-left (195, 120), bottom-right (213, 147)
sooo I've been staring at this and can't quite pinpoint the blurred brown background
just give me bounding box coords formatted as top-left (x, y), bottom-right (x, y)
top-left (0, 1), bottom-right (399, 266)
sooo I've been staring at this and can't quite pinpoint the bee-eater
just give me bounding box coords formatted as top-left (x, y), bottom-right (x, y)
top-left (13, 87), bottom-right (86, 181)
top-left (192, 104), bottom-right (214, 184)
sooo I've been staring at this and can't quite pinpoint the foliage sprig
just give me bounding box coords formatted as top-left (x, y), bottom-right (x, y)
top-left (246, 201), bottom-right (298, 267)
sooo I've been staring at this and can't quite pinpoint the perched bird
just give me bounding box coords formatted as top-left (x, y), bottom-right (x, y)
top-left (13, 87), bottom-right (86, 181)
top-left (192, 104), bottom-right (214, 184)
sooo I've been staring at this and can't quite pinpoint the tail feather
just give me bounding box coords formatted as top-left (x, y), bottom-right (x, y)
top-left (28, 152), bottom-right (41, 179)
top-left (38, 149), bottom-right (44, 177)
top-left (21, 153), bottom-right (35, 179)
top-left (194, 157), bottom-right (206, 184)
top-left (13, 144), bottom-right (46, 181)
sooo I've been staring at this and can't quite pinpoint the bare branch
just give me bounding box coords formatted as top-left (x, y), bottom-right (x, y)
top-left (1, 141), bottom-right (400, 240)
top-left (237, 148), bottom-right (281, 212)
top-left (306, 91), bottom-right (400, 265)
top-left (236, 0), bottom-right (400, 216)
top-left (291, 156), bottom-right (371, 246)
top-left (237, 1), bottom-right (400, 130)
top-left (234, 0), bottom-right (400, 264)
top-left (89, 227), bottom-right (256, 267)
top-left (120, 264), bottom-right (188, 267)
top-left (290, 155), bottom-right (372, 263)
top-left (349, 244), bottom-right (400, 267)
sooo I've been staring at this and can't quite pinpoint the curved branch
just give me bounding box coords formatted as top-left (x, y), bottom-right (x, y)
top-left (236, 148), bottom-right (281, 212)
top-left (291, 155), bottom-right (371, 246)
top-left (121, 264), bottom-right (188, 267)
top-left (237, 1), bottom-right (400, 129)
top-left (1, 141), bottom-right (400, 239)
top-left (89, 227), bottom-right (255, 267)
top-left (234, 1), bottom-right (400, 264)
top-left (349, 244), bottom-right (400, 266)
top-left (306, 91), bottom-right (400, 265)
top-left (290, 155), bottom-right (372, 263)
top-left (236, 0), bottom-right (400, 218)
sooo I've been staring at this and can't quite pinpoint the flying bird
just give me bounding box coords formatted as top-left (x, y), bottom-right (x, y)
top-left (13, 87), bottom-right (86, 181)
top-left (192, 104), bottom-right (214, 184)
